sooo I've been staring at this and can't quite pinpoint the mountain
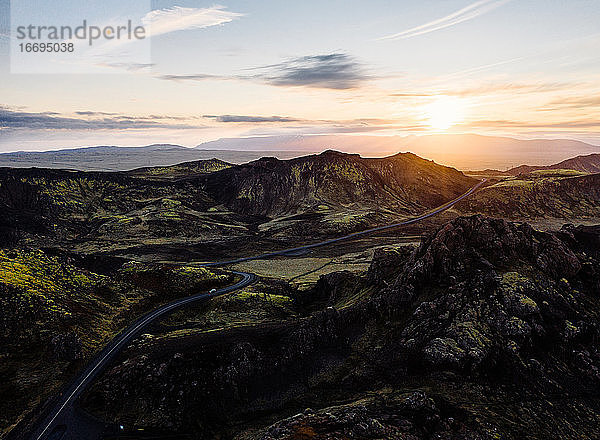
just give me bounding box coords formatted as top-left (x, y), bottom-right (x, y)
top-left (506, 153), bottom-right (600, 175)
top-left (79, 215), bottom-right (600, 439)
top-left (198, 150), bottom-right (476, 217)
top-left (0, 145), bottom-right (308, 171)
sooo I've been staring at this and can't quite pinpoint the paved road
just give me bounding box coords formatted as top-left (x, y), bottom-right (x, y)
top-left (27, 179), bottom-right (484, 440)
top-left (30, 271), bottom-right (257, 440)
top-left (204, 179), bottom-right (486, 266)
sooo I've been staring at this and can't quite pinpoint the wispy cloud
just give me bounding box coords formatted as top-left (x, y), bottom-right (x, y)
top-left (464, 118), bottom-right (600, 130)
top-left (0, 107), bottom-right (202, 130)
top-left (77, 6), bottom-right (242, 74)
top-left (204, 115), bottom-right (301, 123)
top-left (378, 0), bottom-right (512, 40)
top-left (158, 73), bottom-right (224, 82)
top-left (540, 95), bottom-right (600, 111)
top-left (142, 5), bottom-right (243, 37)
top-left (159, 53), bottom-right (371, 90)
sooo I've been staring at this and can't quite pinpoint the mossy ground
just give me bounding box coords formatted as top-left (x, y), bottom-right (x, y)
top-left (458, 171), bottom-right (600, 219)
top-left (0, 249), bottom-right (230, 437)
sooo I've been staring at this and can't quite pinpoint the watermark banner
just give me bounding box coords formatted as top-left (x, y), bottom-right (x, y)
top-left (10, 0), bottom-right (152, 74)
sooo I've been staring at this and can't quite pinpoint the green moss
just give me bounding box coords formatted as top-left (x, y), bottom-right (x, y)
top-left (453, 321), bottom-right (491, 349)
top-left (519, 296), bottom-right (538, 310)
top-left (231, 290), bottom-right (293, 305)
top-left (0, 249), bottom-right (101, 308)
top-left (500, 272), bottom-right (539, 315)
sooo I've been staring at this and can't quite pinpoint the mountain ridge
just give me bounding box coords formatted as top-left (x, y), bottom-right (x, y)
top-left (197, 150), bottom-right (476, 217)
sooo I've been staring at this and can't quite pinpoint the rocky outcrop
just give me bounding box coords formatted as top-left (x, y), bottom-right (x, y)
top-left (260, 391), bottom-right (493, 440)
top-left (50, 332), bottom-right (82, 362)
top-left (402, 215), bottom-right (580, 286)
top-left (83, 216), bottom-right (600, 439)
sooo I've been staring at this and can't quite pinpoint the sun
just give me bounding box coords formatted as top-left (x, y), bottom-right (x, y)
top-left (425, 96), bottom-right (467, 131)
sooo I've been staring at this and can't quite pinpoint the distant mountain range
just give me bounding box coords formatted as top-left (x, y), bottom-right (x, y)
top-left (0, 144), bottom-right (310, 171)
top-left (197, 134), bottom-right (599, 170)
top-left (1, 134), bottom-right (598, 171)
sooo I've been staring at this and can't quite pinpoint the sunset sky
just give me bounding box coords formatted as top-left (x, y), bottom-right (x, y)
top-left (0, 0), bottom-right (599, 152)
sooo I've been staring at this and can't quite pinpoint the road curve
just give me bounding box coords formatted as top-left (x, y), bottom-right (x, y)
top-left (29, 179), bottom-right (484, 440)
top-left (30, 271), bottom-right (257, 440)
top-left (204, 179), bottom-right (486, 267)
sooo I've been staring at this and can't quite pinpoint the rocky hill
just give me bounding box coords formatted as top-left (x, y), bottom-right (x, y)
top-left (198, 150), bottom-right (476, 217)
top-left (508, 153), bottom-right (600, 175)
top-left (457, 170), bottom-right (600, 219)
top-left (81, 215), bottom-right (600, 439)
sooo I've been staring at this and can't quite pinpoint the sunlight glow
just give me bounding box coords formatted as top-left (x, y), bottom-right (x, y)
top-left (425, 96), bottom-right (467, 131)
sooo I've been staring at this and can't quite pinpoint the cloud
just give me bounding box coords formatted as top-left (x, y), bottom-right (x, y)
top-left (158, 53), bottom-right (371, 90)
top-left (389, 81), bottom-right (582, 101)
top-left (540, 95), bottom-right (600, 111)
top-left (0, 107), bottom-right (201, 130)
top-left (158, 73), bottom-right (224, 82)
top-left (203, 115), bottom-right (404, 131)
top-left (449, 81), bottom-right (580, 97)
top-left (97, 62), bottom-right (156, 72)
top-left (255, 53), bottom-right (369, 89)
top-left (74, 6), bottom-right (242, 75)
top-left (465, 119), bottom-right (600, 130)
top-left (378, 0), bottom-right (512, 40)
top-left (204, 114), bottom-right (300, 123)
top-left (142, 5), bottom-right (243, 37)
top-left (75, 111), bottom-right (118, 116)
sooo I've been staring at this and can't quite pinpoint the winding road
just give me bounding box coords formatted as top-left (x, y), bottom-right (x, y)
top-left (27, 179), bottom-right (484, 440)
top-left (30, 272), bottom-right (256, 440)
top-left (203, 178), bottom-right (486, 266)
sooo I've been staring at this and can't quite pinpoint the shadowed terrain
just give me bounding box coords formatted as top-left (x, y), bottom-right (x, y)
top-left (2, 150), bottom-right (600, 440)
top-left (80, 216), bottom-right (600, 440)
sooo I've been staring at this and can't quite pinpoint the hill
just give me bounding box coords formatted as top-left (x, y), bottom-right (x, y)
top-left (457, 170), bottom-right (600, 219)
top-left (198, 150), bottom-right (476, 217)
top-left (0, 249), bottom-right (231, 437)
top-left (507, 153), bottom-right (600, 175)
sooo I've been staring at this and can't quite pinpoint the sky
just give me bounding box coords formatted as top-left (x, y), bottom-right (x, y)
top-left (0, 0), bottom-right (599, 152)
